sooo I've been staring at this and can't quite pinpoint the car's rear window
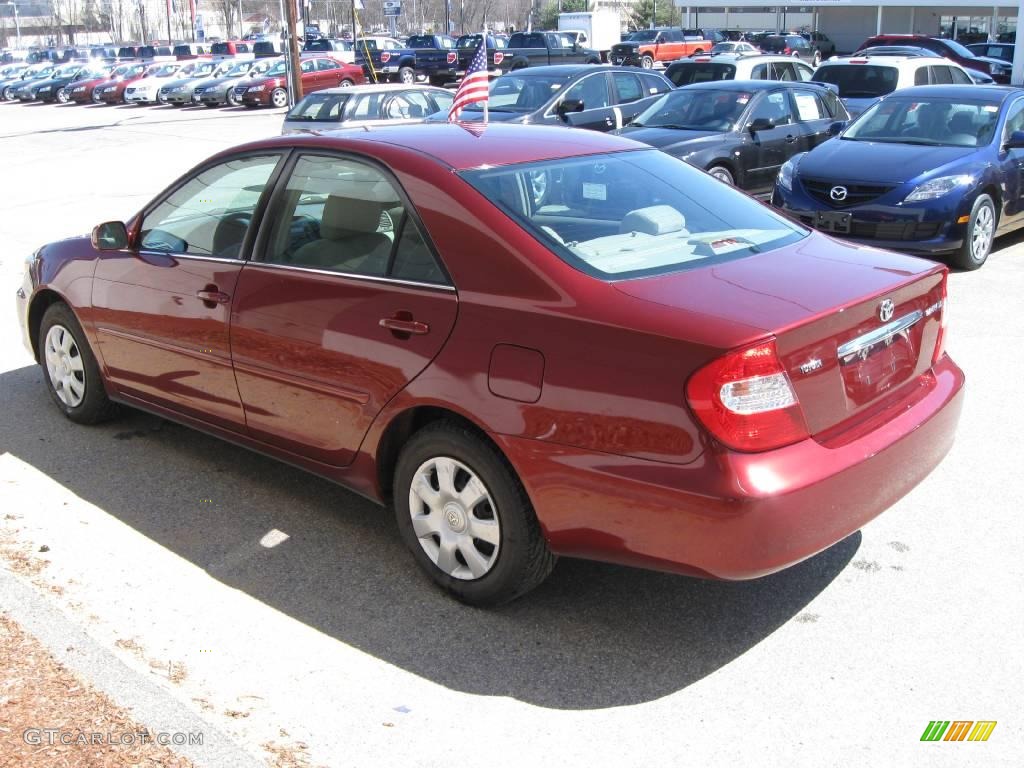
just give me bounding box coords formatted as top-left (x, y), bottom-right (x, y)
top-left (665, 62), bottom-right (736, 85)
top-left (812, 64), bottom-right (899, 97)
top-left (286, 92), bottom-right (351, 122)
top-left (760, 36), bottom-right (789, 52)
top-left (460, 150), bottom-right (805, 280)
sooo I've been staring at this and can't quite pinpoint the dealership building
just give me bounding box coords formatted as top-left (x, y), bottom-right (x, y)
top-left (675, 1), bottom-right (1020, 54)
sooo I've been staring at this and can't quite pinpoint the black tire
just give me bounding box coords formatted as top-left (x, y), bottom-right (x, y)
top-left (640, 55), bottom-right (654, 69)
top-left (952, 194), bottom-right (996, 270)
top-left (56, 87), bottom-right (69, 103)
top-left (393, 421), bottom-right (556, 606)
top-left (227, 89), bottom-right (241, 106)
top-left (398, 66), bottom-right (416, 84)
top-left (38, 303), bottom-right (118, 425)
top-left (708, 164), bottom-right (734, 186)
top-left (270, 87), bottom-right (288, 108)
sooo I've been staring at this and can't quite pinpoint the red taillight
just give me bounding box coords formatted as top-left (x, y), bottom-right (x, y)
top-left (686, 339), bottom-right (810, 452)
top-left (931, 273), bottom-right (948, 365)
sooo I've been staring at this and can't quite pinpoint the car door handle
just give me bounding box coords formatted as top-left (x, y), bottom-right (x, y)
top-left (605, 116), bottom-right (614, 126)
top-left (785, 134), bottom-right (798, 143)
top-left (196, 289), bottom-right (231, 304)
top-left (380, 316), bottom-right (430, 335)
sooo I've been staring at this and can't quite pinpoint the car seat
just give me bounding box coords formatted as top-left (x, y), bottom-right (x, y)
top-left (291, 195), bottom-right (392, 274)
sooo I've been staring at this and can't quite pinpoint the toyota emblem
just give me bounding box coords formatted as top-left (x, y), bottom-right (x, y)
top-left (879, 299), bottom-right (895, 323)
top-left (830, 185), bottom-right (848, 202)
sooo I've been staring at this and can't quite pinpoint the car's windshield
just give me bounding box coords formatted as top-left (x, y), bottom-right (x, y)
top-left (54, 63), bottom-right (82, 77)
top-left (460, 151), bottom-right (806, 280)
top-left (843, 97), bottom-right (1001, 148)
top-left (465, 73), bottom-right (567, 112)
top-left (812, 64), bottom-right (898, 97)
top-left (632, 89), bottom-right (750, 131)
top-left (937, 37), bottom-right (976, 58)
top-left (665, 62), bottom-right (737, 86)
top-left (225, 62), bottom-right (251, 77)
top-left (286, 92), bottom-right (352, 121)
top-left (192, 62), bottom-right (216, 76)
top-left (151, 64), bottom-right (179, 77)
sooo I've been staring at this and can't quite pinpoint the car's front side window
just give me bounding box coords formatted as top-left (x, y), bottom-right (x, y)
top-left (139, 155), bottom-right (280, 258)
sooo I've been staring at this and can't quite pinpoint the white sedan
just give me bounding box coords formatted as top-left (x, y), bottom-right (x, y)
top-left (123, 63), bottom-right (183, 104)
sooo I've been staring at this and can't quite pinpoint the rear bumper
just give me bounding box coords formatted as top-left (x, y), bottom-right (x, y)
top-left (496, 356), bottom-right (964, 580)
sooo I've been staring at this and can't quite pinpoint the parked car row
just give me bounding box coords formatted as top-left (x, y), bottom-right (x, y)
top-left (0, 55), bottom-right (366, 108)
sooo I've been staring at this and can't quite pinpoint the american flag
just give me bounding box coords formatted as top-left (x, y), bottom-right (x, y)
top-left (448, 36), bottom-right (489, 122)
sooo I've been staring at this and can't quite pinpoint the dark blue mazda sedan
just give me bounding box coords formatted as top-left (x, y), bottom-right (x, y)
top-left (772, 85), bottom-right (1024, 269)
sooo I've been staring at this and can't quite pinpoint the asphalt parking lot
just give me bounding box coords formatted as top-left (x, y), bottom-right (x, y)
top-left (0, 101), bottom-right (1021, 766)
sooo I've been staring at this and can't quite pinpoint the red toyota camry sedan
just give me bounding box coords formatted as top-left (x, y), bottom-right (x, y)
top-left (16, 125), bottom-right (964, 605)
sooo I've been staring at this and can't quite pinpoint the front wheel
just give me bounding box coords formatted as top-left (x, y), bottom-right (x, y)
top-left (56, 87), bottom-right (69, 103)
top-left (39, 303), bottom-right (118, 424)
top-left (640, 55), bottom-right (654, 69)
top-left (708, 164), bottom-right (735, 186)
top-left (270, 87), bottom-right (288, 108)
top-left (394, 422), bottom-right (556, 606)
top-left (953, 194), bottom-right (996, 270)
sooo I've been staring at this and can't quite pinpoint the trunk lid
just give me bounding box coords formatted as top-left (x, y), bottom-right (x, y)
top-left (613, 234), bottom-right (946, 436)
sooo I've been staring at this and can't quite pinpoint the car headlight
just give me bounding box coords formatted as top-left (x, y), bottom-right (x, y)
top-left (249, 85), bottom-right (265, 92)
top-left (777, 153), bottom-right (804, 192)
top-left (904, 175), bottom-right (973, 202)
top-left (73, 86), bottom-right (85, 92)
top-left (38, 86), bottom-right (50, 92)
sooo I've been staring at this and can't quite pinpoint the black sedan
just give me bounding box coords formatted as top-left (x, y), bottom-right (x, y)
top-left (616, 80), bottom-right (849, 196)
top-left (428, 65), bottom-right (673, 131)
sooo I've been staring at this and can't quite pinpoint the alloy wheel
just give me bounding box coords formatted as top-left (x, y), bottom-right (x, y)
top-left (407, 456), bottom-right (501, 581)
top-left (971, 203), bottom-right (994, 262)
top-left (44, 324), bottom-right (86, 408)
top-left (56, 87), bottom-right (69, 103)
top-left (271, 88), bottom-right (287, 108)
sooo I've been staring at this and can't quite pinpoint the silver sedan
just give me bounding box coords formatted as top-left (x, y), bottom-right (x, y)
top-left (281, 83), bottom-right (455, 134)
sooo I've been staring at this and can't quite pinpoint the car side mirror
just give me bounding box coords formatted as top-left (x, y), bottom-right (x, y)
top-left (91, 221), bottom-right (129, 251)
top-left (827, 120), bottom-right (847, 136)
top-left (557, 98), bottom-right (585, 120)
top-left (748, 117), bottom-right (774, 133)
top-left (1003, 130), bottom-right (1024, 150)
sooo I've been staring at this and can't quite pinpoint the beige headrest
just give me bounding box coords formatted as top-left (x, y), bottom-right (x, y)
top-left (620, 205), bottom-right (686, 236)
top-left (320, 196), bottom-right (386, 239)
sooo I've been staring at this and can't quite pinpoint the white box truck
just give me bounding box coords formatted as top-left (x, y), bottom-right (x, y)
top-left (558, 10), bottom-right (622, 63)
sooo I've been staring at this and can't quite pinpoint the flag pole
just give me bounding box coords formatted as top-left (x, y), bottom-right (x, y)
top-left (482, 30), bottom-right (488, 124)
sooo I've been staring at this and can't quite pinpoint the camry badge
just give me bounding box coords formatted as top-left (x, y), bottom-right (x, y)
top-left (879, 299), bottom-right (895, 323)
top-left (830, 185), bottom-right (848, 202)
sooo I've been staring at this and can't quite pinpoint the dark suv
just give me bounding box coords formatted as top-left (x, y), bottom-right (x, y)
top-left (759, 34), bottom-right (815, 64)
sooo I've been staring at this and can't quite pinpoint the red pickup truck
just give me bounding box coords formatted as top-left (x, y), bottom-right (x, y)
top-left (610, 28), bottom-right (713, 68)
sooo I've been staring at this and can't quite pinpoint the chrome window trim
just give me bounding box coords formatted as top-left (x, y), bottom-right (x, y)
top-left (246, 260), bottom-right (456, 292)
top-left (837, 309), bottom-right (923, 364)
top-left (137, 250), bottom-right (244, 264)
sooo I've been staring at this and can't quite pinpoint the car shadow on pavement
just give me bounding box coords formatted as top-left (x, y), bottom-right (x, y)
top-left (0, 363), bottom-right (857, 710)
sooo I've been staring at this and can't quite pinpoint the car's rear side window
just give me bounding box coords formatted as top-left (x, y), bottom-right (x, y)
top-left (460, 150), bottom-right (806, 280)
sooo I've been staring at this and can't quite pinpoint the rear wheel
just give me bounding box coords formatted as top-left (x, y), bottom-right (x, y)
top-left (952, 194), bottom-right (996, 270)
top-left (708, 164), bottom-right (734, 186)
top-left (640, 54), bottom-right (654, 69)
top-left (398, 66), bottom-right (416, 84)
top-left (270, 87), bottom-right (288, 108)
top-left (338, 78), bottom-right (354, 88)
top-left (393, 421), bottom-right (556, 606)
top-left (39, 303), bottom-right (118, 425)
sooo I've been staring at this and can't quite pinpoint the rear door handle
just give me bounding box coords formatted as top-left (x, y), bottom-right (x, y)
top-left (605, 116), bottom-right (614, 126)
top-left (196, 289), bottom-right (231, 304)
top-left (785, 134), bottom-right (798, 143)
top-left (380, 317), bottom-right (430, 335)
